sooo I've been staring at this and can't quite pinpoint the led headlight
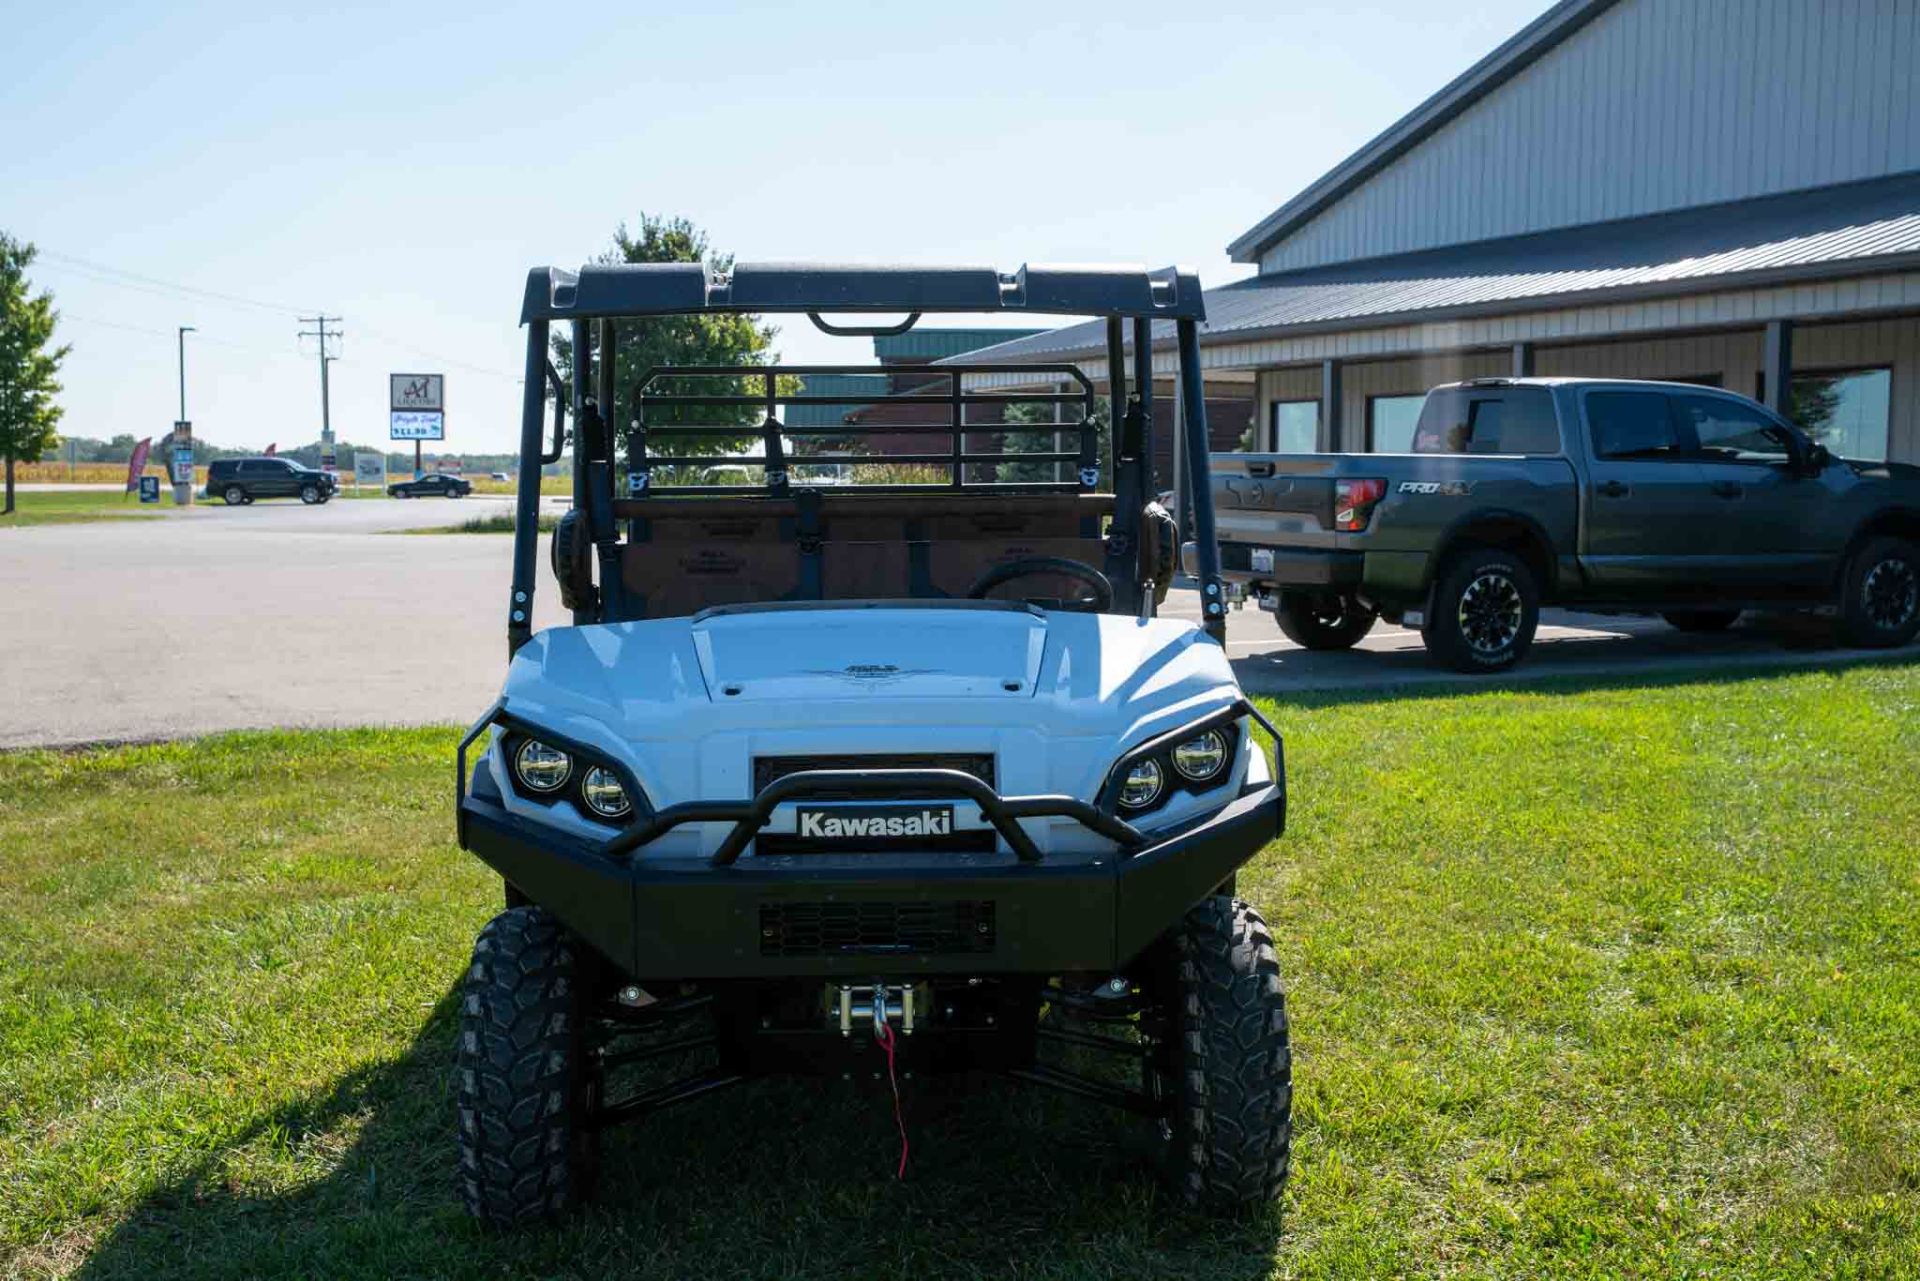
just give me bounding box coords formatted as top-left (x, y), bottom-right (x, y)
top-left (1118, 758), bottom-right (1165, 810)
top-left (580, 765), bottom-right (632, 819)
top-left (513, 739), bottom-right (572, 793)
top-left (1171, 729), bottom-right (1229, 781)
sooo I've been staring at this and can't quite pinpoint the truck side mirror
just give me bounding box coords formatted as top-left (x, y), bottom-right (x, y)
top-left (1804, 442), bottom-right (1833, 475)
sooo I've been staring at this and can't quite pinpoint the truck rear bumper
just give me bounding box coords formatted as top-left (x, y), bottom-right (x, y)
top-left (1188, 541), bottom-right (1364, 588)
top-left (460, 782), bottom-right (1284, 982)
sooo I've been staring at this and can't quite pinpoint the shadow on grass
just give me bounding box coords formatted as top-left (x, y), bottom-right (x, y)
top-left (76, 988), bottom-right (1282, 1281)
top-left (1244, 637), bottom-right (1920, 712)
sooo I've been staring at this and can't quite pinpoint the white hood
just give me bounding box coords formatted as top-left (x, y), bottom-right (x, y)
top-left (690, 605), bottom-right (1047, 702)
top-left (490, 604), bottom-right (1247, 857)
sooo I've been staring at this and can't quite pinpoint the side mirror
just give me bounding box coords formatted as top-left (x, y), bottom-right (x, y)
top-left (1804, 442), bottom-right (1832, 475)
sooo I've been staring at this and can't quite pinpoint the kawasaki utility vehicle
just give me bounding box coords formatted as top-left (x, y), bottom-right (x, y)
top-left (455, 262), bottom-right (1291, 1226)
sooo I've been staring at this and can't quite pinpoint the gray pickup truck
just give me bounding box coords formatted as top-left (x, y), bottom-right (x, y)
top-left (1198, 377), bottom-right (1920, 672)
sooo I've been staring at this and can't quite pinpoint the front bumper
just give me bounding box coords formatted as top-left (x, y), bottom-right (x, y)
top-left (459, 780), bottom-right (1284, 982)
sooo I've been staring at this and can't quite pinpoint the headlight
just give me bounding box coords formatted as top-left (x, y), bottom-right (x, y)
top-left (580, 765), bottom-right (632, 819)
top-left (513, 739), bottom-right (572, 793)
top-left (1171, 730), bottom-right (1229, 781)
top-left (1118, 758), bottom-right (1164, 810)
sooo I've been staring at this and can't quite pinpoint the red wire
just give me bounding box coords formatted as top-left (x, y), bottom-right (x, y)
top-left (873, 1019), bottom-right (909, 1180)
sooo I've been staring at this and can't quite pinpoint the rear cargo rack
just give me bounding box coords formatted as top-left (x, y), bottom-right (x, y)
top-left (625, 363), bottom-right (1100, 497)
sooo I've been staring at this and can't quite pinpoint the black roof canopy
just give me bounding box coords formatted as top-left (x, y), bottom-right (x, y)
top-left (519, 261), bottom-right (1206, 324)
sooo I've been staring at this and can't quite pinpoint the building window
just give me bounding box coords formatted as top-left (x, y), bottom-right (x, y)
top-left (1367, 394), bottom-right (1425, 453)
top-left (1269, 400), bottom-right (1319, 452)
top-left (1790, 368), bottom-right (1892, 461)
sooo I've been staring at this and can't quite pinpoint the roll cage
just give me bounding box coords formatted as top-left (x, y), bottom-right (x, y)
top-left (505, 262), bottom-right (1228, 653)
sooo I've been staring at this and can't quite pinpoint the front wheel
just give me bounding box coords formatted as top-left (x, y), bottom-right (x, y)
top-left (1839, 535), bottom-right (1920, 649)
top-left (457, 906), bottom-right (600, 1228)
top-left (1147, 896), bottom-right (1293, 1215)
top-left (1422, 547), bottom-right (1539, 673)
top-left (1273, 590), bottom-right (1377, 651)
top-left (299, 485), bottom-right (321, 504)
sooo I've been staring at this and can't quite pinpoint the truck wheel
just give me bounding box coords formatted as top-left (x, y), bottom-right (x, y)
top-left (1274, 591), bottom-right (1377, 651)
top-left (1662, 609), bottom-right (1741, 633)
top-left (1839, 535), bottom-right (1920, 649)
top-left (1149, 895), bottom-right (1292, 1215)
top-left (457, 905), bottom-right (600, 1228)
top-left (1422, 547), bottom-right (1539, 673)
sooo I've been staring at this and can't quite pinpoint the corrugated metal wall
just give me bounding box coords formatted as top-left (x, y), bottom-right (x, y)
top-left (1251, 317), bottom-right (1920, 461)
top-left (1260, 0), bottom-right (1920, 274)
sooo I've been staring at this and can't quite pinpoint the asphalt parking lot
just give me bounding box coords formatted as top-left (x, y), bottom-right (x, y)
top-left (2, 495), bottom-right (1908, 747)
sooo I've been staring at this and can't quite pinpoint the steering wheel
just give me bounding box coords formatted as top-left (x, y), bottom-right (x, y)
top-left (967, 556), bottom-right (1114, 612)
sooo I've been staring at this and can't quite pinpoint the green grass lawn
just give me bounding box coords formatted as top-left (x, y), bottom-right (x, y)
top-left (0, 491), bottom-right (170, 527)
top-left (2, 665), bottom-right (1916, 1279)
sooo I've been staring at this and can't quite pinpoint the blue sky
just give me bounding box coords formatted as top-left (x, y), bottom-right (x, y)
top-left (4, 0), bottom-right (1542, 455)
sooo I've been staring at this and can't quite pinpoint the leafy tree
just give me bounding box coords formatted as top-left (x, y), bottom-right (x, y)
top-left (996, 399), bottom-right (1109, 486)
top-left (0, 235), bottom-right (70, 513)
top-left (552, 215), bottom-right (790, 480)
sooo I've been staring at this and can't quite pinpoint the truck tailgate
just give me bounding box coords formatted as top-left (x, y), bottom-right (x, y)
top-left (1210, 455), bottom-right (1337, 549)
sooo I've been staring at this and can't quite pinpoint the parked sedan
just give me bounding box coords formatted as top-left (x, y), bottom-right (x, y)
top-left (389, 473), bottom-right (473, 499)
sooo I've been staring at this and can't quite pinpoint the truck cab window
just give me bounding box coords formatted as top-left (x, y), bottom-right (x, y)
top-left (1412, 387), bottom-right (1559, 455)
top-left (1587, 391), bottom-right (1682, 460)
top-left (1674, 394), bottom-right (1794, 464)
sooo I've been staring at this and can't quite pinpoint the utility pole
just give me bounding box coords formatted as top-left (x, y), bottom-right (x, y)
top-left (172, 326), bottom-right (196, 506)
top-left (299, 315), bottom-right (342, 470)
top-left (176, 326), bottom-right (195, 421)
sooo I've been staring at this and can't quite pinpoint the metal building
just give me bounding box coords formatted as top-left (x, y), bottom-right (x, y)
top-left (966, 0), bottom-right (1920, 473)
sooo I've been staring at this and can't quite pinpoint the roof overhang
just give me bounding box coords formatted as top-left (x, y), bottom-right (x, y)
top-left (965, 173), bottom-right (1920, 366)
top-left (953, 251), bottom-right (1920, 371)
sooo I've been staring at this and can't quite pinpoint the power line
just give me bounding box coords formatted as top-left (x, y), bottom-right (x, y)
top-left (60, 313), bottom-right (310, 363)
top-left (351, 321), bottom-right (521, 381)
top-left (42, 246), bottom-right (523, 381)
top-left (37, 250), bottom-right (305, 316)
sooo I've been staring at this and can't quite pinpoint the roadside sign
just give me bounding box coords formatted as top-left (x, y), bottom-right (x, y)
top-left (391, 374), bottom-right (444, 412)
top-left (138, 476), bottom-right (160, 503)
top-left (169, 421), bottom-right (194, 505)
top-left (353, 452), bottom-right (386, 486)
top-left (390, 410), bottom-right (445, 440)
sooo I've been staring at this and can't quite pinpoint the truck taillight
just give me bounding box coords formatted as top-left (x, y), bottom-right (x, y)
top-left (1333, 478), bottom-right (1388, 531)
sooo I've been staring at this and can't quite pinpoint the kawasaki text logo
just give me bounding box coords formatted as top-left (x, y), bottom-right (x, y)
top-left (795, 805), bottom-right (955, 839)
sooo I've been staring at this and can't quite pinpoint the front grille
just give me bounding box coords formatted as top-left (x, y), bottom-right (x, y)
top-left (752, 752), bottom-right (995, 796)
top-left (759, 900), bottom-right (996, 957)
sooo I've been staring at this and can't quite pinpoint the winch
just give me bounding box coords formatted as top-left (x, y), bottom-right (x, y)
top-left (836, 981), bottom-right (918, 1036)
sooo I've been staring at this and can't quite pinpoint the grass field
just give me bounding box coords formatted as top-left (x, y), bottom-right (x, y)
top-left (9, 464), bottom-right (183, 487)
top-left (0, 490), bottom-right (169, 528)
top-left (399, 511), bottom-right (559, 534)
top-left (1, 665), bottom-right (1916, 1279)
